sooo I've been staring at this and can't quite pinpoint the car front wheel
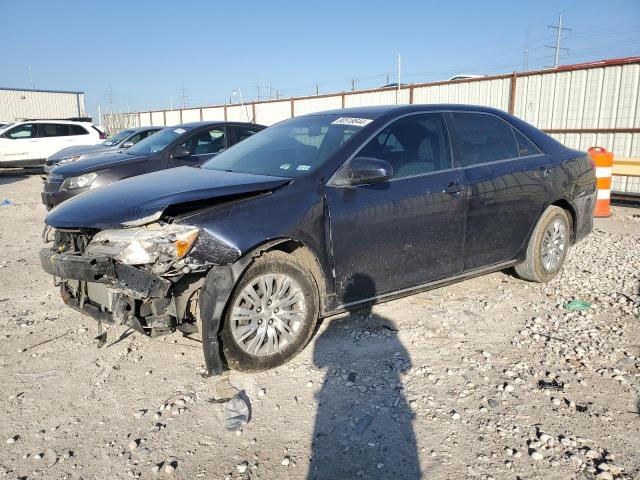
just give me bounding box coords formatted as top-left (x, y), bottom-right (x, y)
top-left (221, 251), bottom-right (320, 372)
top-left (515, 206), bottom-right (571, 283)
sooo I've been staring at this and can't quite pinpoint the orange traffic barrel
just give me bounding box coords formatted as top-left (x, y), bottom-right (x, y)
top-left (588, 146), bottom-right (613, 217)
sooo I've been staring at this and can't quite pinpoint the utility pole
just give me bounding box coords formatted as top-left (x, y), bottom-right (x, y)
top-left (396, 54), bottom-right (401, 104)
top-left (386, 72), bottom-right (390, 86)
top-left (27, 65), bottom-right (34, 89)
top-left (546, 10), bottom-right (571, 68)
top-left (256, 82), bottom-right (260, 102)
top-left (268, 80), bottom-right (272, 100)
top-left (107, 85), bottom-right (114, 114)
top-left (170, 96), bottom-right (173, 111)
top-left (179, 83), bottom-right (188, 109)
top-left (316, 84), bottom-right (319, 95)
top-left (523, 29), bottom-right (530, 71)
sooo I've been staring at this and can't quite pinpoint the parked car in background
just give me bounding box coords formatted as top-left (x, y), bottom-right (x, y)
top-left (39, 105), bottom-right (596, 375)
top-left (0, 119), bottom-right (104, 168)
top-left (41, 121), bottom-right (264, 209)
top-left (44, 126), bottom-right (163, 172)
top-left (0, 121), bottom-right (12, 129)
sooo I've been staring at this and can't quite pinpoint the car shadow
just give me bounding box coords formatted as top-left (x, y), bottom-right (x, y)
top-left (308, 274), bottom-right (421, 479)
top-left (0, 167), bottom-right (43, 187)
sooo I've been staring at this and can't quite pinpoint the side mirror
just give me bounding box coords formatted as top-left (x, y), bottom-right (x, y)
top-left (121, 140), bottom-right (134, 148)
top-left (346, 157), bottom-right (393, 185)
top-left (172, 145), bottom-right (191, 159)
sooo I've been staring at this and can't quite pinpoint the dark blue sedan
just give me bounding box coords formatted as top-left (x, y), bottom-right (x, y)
top-left (40, 105), bottom-right (596, 374)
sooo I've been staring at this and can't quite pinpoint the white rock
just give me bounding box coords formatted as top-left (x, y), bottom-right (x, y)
top-left (236, 461), bottom-right (248, 473)
top-left (281, 456), bottom-right (291, 466)
top-left (530, 450), bottom-right (544, 461)
top-left (451, 411), bottom-right (461, 420)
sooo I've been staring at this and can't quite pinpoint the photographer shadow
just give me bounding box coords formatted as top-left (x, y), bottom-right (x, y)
top-left (308, 274), bottom-right (421, 479)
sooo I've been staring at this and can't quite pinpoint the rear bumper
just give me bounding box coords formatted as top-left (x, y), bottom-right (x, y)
top-left (571, 191), bottom-right (596, 243)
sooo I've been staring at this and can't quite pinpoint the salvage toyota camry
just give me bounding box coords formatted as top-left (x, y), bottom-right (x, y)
top-left (40, 105), bottom-right (596, 374)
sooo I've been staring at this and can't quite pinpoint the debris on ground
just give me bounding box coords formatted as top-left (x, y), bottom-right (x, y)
top-left (223, 394), bottom-right (250, 431)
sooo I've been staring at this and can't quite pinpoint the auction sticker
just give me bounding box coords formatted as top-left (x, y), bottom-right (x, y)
top-left (174, 128), bottom-right (186, 134)
top-left (331, 117), bottom-right (373, 127)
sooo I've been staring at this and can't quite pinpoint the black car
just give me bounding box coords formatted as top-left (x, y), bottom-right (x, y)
top-left (41, 121), bottom-right (264, 209)
top-left (40, 105), bottom-right (596, 375)
top-left (44, 126), bottom-right (163, 173)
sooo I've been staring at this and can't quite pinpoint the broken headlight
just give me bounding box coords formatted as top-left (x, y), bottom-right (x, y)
top-left (86, 224), bottom-right (199, 265)
top-left (61, 172), bottom-right (98, 190)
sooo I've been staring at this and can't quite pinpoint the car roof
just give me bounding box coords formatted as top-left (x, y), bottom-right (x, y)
top-left (174, 121), bottom-right (265, 128)
top-left (307, 104), bottom-right (508, 117)
top-left (13, 119), bottom-right (94, 125)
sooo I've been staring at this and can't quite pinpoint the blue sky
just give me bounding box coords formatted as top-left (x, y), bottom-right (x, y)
top-left (1, 0), bottom-right (638, 119)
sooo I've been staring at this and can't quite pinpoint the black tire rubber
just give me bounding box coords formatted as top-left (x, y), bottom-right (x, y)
top-left (515, 206), bottom-right (571, 283)
top-left (221, 251), bottom-right (320, 372)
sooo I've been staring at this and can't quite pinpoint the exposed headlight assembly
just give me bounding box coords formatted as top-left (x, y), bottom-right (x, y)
top-left (86, 224), bottom-right (200, 267)
top-left (61, 172), bottom-right (98, 190)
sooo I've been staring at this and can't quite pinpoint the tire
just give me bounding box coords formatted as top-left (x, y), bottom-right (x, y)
top-left (515, 206), bottom-right (571, 283)
top-left (221, 251), bottom-right (319, 372)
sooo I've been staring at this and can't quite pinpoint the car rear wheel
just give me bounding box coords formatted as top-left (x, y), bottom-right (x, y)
top-left (221, 251), bottom-right (319, 372)
top-left (515, 206), bottom-right (571, 283)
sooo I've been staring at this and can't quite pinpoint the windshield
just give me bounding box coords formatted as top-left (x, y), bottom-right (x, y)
top-left (103, 129), bottom-right (135, 146)
top-left (202, 114), bottom-right (376, 177)
top-left (126, 126), bottom-right (191, 155)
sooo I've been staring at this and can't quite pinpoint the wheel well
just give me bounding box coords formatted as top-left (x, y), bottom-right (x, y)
top-left (260, 240), bottom-right (328, 309)
top-left (551, 199), bottom-right (576, 243)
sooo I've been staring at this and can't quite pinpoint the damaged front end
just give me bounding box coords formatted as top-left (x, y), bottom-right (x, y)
top-left (40, 223), bottom-right (232, 340)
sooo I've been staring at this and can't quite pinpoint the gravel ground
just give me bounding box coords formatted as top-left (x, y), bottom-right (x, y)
top-left (1, 171), bottom-right (639, 480)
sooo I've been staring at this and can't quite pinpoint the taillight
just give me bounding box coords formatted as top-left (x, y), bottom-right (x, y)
top-left (99, 131), bottom-right (107, 140)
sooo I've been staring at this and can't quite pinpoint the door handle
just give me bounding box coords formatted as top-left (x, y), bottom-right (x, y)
top-left (442, 182), bottom-right (465, 196)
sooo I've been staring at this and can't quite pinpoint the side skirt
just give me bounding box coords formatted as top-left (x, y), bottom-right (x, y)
top-left (326, 259), bottom-right (519, 317)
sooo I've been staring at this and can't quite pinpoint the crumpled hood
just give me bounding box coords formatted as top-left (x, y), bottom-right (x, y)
top-left (45, 166), bottom-right (290, 229)
top-left (46, 144), bottom-right (114, 164)
top-left (52, 152), bottom-right (147, 176)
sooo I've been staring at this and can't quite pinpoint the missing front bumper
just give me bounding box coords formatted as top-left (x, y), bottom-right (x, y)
top-left (40, 248), bottom-right (174, 334)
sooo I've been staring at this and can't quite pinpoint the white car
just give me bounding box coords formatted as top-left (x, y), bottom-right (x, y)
top-left (0, 120), bottom-right (104, 168)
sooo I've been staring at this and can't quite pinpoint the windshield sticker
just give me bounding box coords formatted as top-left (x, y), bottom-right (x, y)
top-left (280, 163), bottom-right (291, 170)
top-left (296, 165), bottom-right (311, 171)
top-left (331, 117), bottom-right (373, 127)
top-left (173, 128), bottom-right (186, 134)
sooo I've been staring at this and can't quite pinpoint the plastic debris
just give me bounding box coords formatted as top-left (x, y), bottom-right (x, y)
top-left (354, 414), bottom-right (373, 435)
top-left (563, 300), bottom-right (592, 311)
top-left (223, 394), bottom-right (250, 431)
top-left (537, 379), bottom-right (565, 391)
top-left (0, 199), bottom-right (16, 207)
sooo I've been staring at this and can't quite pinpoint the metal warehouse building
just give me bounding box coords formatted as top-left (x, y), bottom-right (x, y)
top-left (0, 87), bottom-right (86, 122)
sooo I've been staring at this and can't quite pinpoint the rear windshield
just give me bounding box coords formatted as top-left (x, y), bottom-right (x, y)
top-left (202, 114), bottom-right (377, 177)
top-left (103, 129), bottom-right (136, 146)
top-left (126, 126), bottom-right (192, 155)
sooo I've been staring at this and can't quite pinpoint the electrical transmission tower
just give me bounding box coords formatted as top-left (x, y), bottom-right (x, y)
top-left (179, 83), bottom-right (188, 109)
top-left (546, 10), bottom-right (571, 68)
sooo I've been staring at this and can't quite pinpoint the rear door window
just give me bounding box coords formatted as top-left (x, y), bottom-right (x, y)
top-left (233, 125), bottom-right (262, 143)
top-left (38, 123), bottom-right (71, 137)
top-left (447, 112), bottom-right (519, 167)
top-left (70, 124), bottom-right (89, 135)
top-left (513, 128), bottom-right (541, 157)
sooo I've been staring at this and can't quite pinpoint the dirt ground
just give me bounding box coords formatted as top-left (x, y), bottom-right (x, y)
top-left (1, 170), bottom-right (639, 480)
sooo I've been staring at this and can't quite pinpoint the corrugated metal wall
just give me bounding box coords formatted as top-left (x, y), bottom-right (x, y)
top-left (0, 88), bottom-right (85, 121)
top-left (108, 58), bottom-right (640, 162)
